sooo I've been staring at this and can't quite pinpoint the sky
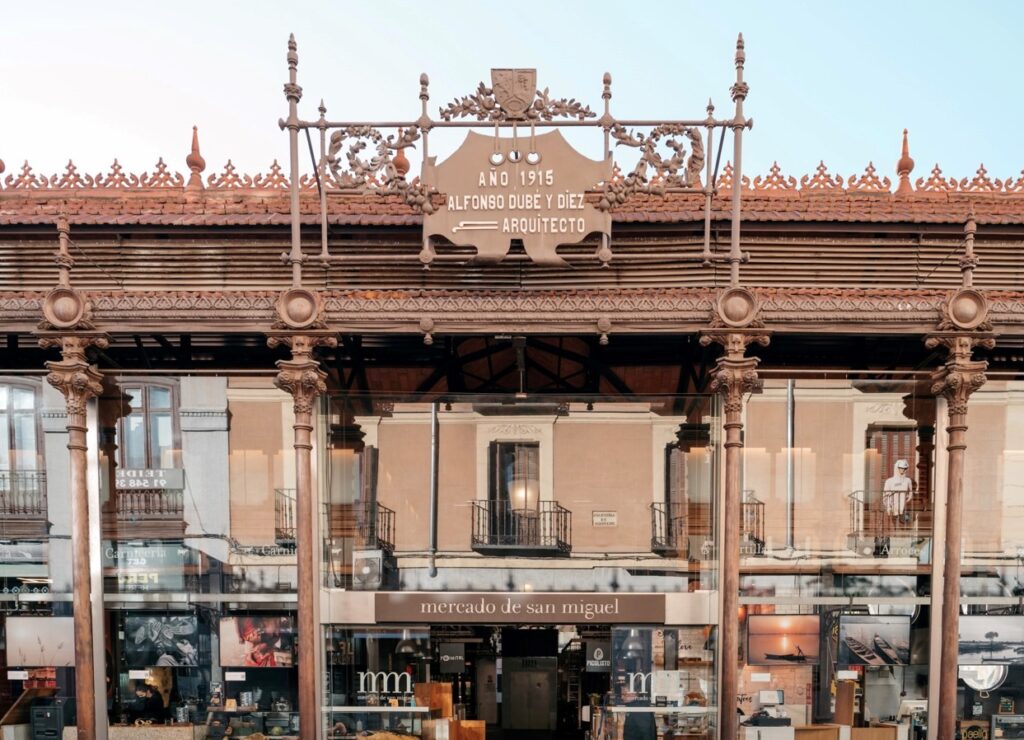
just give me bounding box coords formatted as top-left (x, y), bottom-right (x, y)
top-left (3, 1), bottom-right (1023, 185)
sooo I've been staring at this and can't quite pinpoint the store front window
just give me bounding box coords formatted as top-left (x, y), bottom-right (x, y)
top-left (324, 622), bottom-right (718, 739)
top-left (954, 380), bottom-right (1024, 735)
top-left (95, 373), bottom-right (302, 733)
top-left (737, 378), bottom-right (933, 736)
top-left (0, 376), bottom-right (79, 728)
top-left (321, 392), bottom-right (719, 737)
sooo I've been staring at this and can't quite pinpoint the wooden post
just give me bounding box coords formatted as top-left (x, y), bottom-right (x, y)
top-left (701, 329), bottom-right (767, 739)
top-left (269, 332), bottom-right (336, 740)
top-left (39, 333), bottom-right (108, 740)
top-left (927, 333), bottom-right (990, 740)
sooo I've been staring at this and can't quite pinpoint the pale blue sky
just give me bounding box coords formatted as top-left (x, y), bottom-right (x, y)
top-left (3, 1), bottom-right (1022, 184)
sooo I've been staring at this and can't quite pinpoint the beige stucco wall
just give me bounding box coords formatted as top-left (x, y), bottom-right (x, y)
top-left (553, 421), bottom-right (652, 552)
top-left (227, 381), bottom-right (291, 545)
top-left (368, 407), bottom-right (678, 555)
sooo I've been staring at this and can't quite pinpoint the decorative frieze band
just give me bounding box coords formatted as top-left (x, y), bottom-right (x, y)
top-left (5, 289), bottom-right (1024, 333)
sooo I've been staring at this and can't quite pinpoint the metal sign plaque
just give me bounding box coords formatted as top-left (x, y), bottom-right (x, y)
top-left (423, 130), bottom-right (612, 266)
top-left (115, 467), bottom-right (185, 490)
top-left (375, 592), bottom-right (665, 624)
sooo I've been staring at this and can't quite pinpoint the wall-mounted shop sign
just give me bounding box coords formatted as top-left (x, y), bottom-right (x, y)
top-left (423, 129), bottom-right (611, 267)
top-left (115, 468), bottom-right (185, 490)
top-left (585, 641), bottom-right (611, 672)
top-left (103, 542), bottom-right (190, 591)
top-left (439, 642), bottom-right (466, 674)
top-left (375, 592), bottom-right (665, 625)
top-left (0, 541), bottom-right (45, 564)
top-left (357, 671), bottom-right (414, 694)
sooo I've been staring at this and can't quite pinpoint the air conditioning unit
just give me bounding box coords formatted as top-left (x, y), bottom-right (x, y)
top-left (352, 549), bottom-right (384, 590)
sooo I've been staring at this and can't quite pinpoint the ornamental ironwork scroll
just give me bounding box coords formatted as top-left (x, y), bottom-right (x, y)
top-left (278, 36), bottom-right (752, 277)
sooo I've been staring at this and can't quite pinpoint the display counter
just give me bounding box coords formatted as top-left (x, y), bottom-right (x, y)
top-left (740, 724), bottom-right (851, 740)
top-left (794, 726), bottom-right (852, 740)
top-left (62, 727), bottom-right (197, 740)
top-left (850, 724), bottom-right (904, 740)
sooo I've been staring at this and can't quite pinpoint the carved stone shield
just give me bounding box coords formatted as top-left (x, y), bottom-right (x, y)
top-left (491, 68), bottom-right (536, 119)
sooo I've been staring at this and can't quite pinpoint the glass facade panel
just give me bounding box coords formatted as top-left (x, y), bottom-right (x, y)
top-left (0, 377), bottom-right (76, 726)
top-left (738, 377), bottom-right (933, 733)
top-left (321, 392), bottom-right (718, 738)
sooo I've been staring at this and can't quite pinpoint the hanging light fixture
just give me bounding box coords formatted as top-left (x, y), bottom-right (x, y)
top-left (959, 665), bottom-right (1008, 691)
top-left (395, 629), bottom-right (418, 655)
top-left (622, 629), bottom-right (645, 654)
top-left (509, 443), bottom-right (539, 512)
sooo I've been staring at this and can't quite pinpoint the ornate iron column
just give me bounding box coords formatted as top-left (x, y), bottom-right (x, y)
top-left (925, 210), bottom-right (994, 739)
top-left (35, 216), bottom-right (108, 739)
top-left (701, 293), bottom-right (768, 739)
top-left (39, 333), bottom-right (107, 739)
top-left (269, 327), bottom-right (336, 740)
top-left (927, 331), bottom-right (991, 739)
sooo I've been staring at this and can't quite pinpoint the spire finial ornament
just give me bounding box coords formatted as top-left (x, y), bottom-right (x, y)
top-left (895, 128), bottom-right (915, 196)
top-left (186, 125), bottom-right (206, 189)
top-left (284, 34), bottom-right (302, 106)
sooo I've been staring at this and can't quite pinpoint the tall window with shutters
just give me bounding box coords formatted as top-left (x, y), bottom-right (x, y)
top-left (118, 383), bottom-right (179, 469)
top-left (866, 425), bottom-right (917, 495)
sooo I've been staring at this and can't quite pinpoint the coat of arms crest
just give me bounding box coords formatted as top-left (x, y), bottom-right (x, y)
top-left (491, 68), bottom-right (537, 119)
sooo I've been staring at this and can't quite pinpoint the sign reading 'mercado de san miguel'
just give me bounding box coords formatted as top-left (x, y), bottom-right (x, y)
top-left (422, 129), bottom-right (612, 267)
top-left (376, 592), bottom-right (665, 624)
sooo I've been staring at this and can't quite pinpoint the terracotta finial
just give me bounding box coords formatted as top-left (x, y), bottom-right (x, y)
top-left (186, 125), bottom-right (206, 189)
top-left (392, 129), bottom-right (410, 178)
top-left (895, 128), bottom-right (915, 196)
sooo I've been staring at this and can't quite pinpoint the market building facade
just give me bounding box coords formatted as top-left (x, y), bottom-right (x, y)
top-left (2, 34), bottom-right (1024, 740)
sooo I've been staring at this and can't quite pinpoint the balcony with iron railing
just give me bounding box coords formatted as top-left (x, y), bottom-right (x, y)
top-left (104, 487), bottom-right (185, 540)
top-left (848, 490), bottom-right (932, 543)
top-left (322, 497), bottom-right (397, 589)
top-left (282, 490), bottom-right (398, 550)
top-left (0, 471), bottom-right (49, 538)
top-left (650, 491), bottom-right (765, 558)
top-left (471, 499), bottom-right (571, 556)
top-left (651, 501), bottom-right (689, 556)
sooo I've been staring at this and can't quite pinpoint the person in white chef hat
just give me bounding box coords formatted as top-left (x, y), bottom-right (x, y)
top-left (882, 459), bottom-right (914, 523)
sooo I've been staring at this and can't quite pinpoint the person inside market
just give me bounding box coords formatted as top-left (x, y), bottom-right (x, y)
top-left (127, 682), bottom-right (167, 724)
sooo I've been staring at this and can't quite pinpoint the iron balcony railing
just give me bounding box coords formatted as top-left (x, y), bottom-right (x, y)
top-left (0, 471), bottom-right (47, 519)
top-left (650, 493), bottom-right (764, 557)
top-left (651, 501), bottom-right (689, 555)
top-left (848, 490), bottom-right (930, 539)
top-left (741, 490), bottom-right (765, 550)
top-left (319, 498), bottom-right (396, 553)
top-left (113, 488), bottom-right (184, 521)
top-left (275, 488), bottom-right (297, 545)
top-left (471, 499), bottom-right (571, 555)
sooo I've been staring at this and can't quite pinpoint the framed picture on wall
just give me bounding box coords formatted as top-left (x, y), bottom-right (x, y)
top-left (124, 614), bottom-right (200, 667)
top-left (746, 615), bottom-right (820, 666)
top-left (838, 615), bottom-right (910, 666)
top-left (220, 615), bottom-right (295, 668)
